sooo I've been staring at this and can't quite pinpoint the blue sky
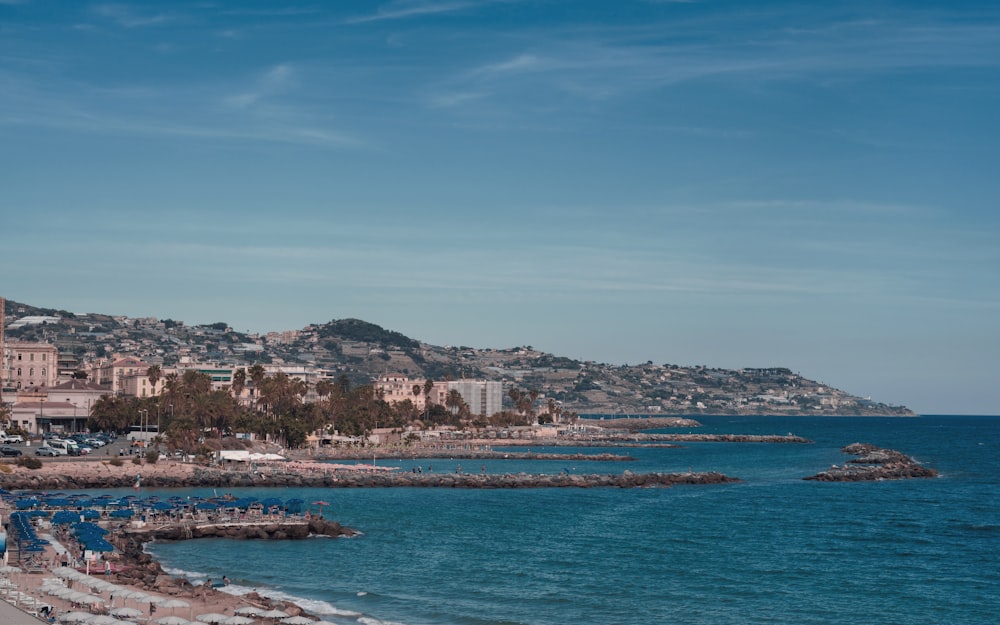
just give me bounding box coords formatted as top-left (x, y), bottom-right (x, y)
top-left (2, 0), bottom-right (998, 414)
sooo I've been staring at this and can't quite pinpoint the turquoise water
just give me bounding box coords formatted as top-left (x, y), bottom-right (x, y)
top-left (133, 416), bottom-right (998, 625)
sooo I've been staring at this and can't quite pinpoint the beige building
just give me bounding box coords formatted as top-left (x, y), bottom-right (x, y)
top-left (375, 374), bottom-right (448, 410)
top-left (90, 356), bottom-right (151, 395)
top-left (47, 379), bottom-right (109, 414)
top-left (10, 399), bottom-right (88, 434)
top-left (2, 341), bottom-right (59, 391)
top-left (374, 375), bottom-right (502, 416)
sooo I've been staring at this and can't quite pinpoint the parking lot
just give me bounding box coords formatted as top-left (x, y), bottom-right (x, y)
top-left (3, 435), bottom-right (161, 462)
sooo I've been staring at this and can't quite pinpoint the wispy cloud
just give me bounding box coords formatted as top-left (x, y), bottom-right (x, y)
top-left (0, 65), bottom-right (365, 149)
top-left (344, 0), bottom-right (482, 24)
top-left (91, 3), bottom-right (173, 28)
top-left (427, 11), bottom-right (1000, 113)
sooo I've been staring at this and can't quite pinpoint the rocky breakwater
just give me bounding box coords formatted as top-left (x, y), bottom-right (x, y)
top-left (655, 434), bottom-right (812, 443)
top-left (114, 518), bottom-right (355, 594)
top-left (805, 443), bottom-right (938, 482)
top-left (0, 469), bottom-right (200, 491)
top-left (193, 468), bottom-right (739, 489)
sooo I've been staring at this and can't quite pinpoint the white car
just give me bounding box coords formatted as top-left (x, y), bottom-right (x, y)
top-left (1, 434), bottom-right (24, 444)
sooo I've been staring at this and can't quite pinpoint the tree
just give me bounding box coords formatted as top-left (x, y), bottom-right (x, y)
top-left (445, 390), bottom-right (470, 419)
top-left (231, 368), bottom-right (247, 400)
top-left (248, 364), bottom-right (266, 410)
top-left (146, 364), bottom-right (162, 396)
top-left (423, 379), bottom-right (435, 418)
top-left (315, 379), bottom-right (334, 400)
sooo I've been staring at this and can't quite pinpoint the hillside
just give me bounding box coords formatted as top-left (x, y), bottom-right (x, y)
top-left (2, 299), bottom-right (913, 416)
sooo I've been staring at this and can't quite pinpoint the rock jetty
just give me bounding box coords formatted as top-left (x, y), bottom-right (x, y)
top-left (0, 467), bottom-right (738, 490)
top-left (804, 443), bottom-right (938, 482)
top-left (113, 518), bottom-right (354, 594)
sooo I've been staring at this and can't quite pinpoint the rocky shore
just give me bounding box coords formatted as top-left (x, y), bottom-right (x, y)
top-left (107, 518), bottom-right (354, 608)
top-left (804, 443), bottom-right (938, 481)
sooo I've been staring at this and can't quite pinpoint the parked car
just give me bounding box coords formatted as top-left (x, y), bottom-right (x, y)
top-left (35, 447), bottom-right (60, 456)
top-left (0, 445), bottom-right (23, 457)
top-left (0, 434), bottom-right (23, 444)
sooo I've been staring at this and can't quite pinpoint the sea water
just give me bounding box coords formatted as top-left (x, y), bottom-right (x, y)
top-left (134, 416), bottom-right (998, 625)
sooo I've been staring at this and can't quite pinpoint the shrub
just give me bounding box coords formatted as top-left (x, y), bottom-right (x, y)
top-left (108, 457), bottom-right (123, 467)
top-left (15, 456), bottom-right (42, 470)
top-left (132, 455), bottom-right (142, 465)
top-left (145, 450), bottom-right (159, 464)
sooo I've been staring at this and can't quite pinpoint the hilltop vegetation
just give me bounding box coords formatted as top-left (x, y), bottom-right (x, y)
top-left (3, 299), bottom-right (912, 416)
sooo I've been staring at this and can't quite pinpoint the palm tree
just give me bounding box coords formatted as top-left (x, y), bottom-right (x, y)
top-left (248, 364), bottom-right (266, 411)
top-left (422, 379), bottom-right (434, 418)
top-left (231, 367), bottom-right (247, 401)
top-left (316, 379), bottom-right (334, 400)
top-left (146, 364), bottom-right (162, 397)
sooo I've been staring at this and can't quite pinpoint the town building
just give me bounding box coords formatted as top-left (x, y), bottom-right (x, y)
top-left (2, 341), bottom-right (59, 391)
top-left (374, 374), bottom-right (503, 417)
top-left (10, 399), bottom-right (87, 434)
top-left (47, 379), bottom-right (110, 414)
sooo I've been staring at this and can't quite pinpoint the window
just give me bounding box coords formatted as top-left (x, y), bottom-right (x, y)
top-left (30, 353), bottom-right (35, 361)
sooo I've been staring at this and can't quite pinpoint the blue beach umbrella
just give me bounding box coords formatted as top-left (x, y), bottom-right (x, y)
top-left (84, 539), bottom-right (115, 552)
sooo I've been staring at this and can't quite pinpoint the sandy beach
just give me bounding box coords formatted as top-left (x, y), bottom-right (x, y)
top-left (0, 457), bottom-right (346, 625)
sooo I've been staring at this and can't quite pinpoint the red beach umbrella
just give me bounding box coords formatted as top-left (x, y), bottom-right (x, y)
top-left (310, 501), bottom-right (329, 517)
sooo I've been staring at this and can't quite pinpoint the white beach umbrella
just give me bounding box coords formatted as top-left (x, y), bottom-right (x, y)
top-left (195, 613), bottom-right (230, 624)
top-left (0, 565), bottom-right (23, 574)
top-left (59, 611), bottom-right (96, 623)
top-left (259, 609), bottom-right (289, 619)
top-left (111, 607), bottom-right (144, 618)
top-left (154, 616), bottom-right (191, 625)
top-left (222, 616), bottom-right (255, 625)
top-left (80, 594), bottom-right (107, 605)
top-left (281, 616), bottom-right (316, 625)
top-left (87, 615), bottom-right (123, 625)
top-left (53, 567), bottom-right (79, 579)
top-left (233, 606), bottom-right (260, 616)
top-left (49, 586), bottom-right (76, 597)
top-left (159, 598), bottom-right (190, 609)
top-left (110, 588), bottom-right (139, 599)
top-left (66, 590), bottom-right (94, 603)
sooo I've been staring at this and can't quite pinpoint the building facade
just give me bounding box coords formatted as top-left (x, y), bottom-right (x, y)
top-left (445, 380), bottom-right (504, 417)
top-left (374, 375), bottom-right (503, 417)
top-left (2, 341), bottom-right (59, 391)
